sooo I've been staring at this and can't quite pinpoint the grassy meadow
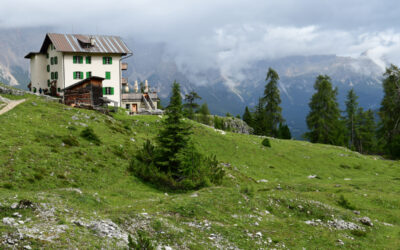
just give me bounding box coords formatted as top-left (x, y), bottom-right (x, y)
top-left (0, 91), bottom-right (399, 249)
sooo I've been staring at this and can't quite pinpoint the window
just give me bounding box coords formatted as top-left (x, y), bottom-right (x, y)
top-left (103, 56), bottom-right (112, 64)
top-left (86, 56), bottom-right (91, 64)
top-left (33, 87), bottom-right (37, 93)
top-left (73, 56), bottom-right (83, 64)
top-left (103, 87), bottom-right (114, 95)
top-left (46, 53), bottom-right (49, 59)
top-left (86, 72), bottom-right (92, 78)
top-left (50, 57), bottom-right (54, 65)
top-left (47, 80), bottom-right (50, 86)
top-left (73, 71), bottom-right (84, 79)
top-left (51, 72), bottom-right (54, 80)
top-left (57, 88), bottom-right (61, 92)
top-left (55, 72), bottom-right (58, 80)
top-left (105, 71), bottom-right (111, 79)
top-left (47, 65), bottom-right (50, 72)
top-left (54, 56), bottom-right (58, 64)
top-left (125, 104), bottom-right (130, 109)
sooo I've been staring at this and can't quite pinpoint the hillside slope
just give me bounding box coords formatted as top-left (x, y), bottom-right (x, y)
top-left (0, 91), bottom-right (399, 249)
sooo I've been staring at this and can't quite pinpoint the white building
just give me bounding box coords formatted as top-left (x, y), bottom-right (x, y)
top-left (25, 33), bottom-right (132, 106)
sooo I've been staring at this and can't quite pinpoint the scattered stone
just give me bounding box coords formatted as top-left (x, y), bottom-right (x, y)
top-left (71, 115), bottom-right (79, 120)
top-left (10, 203), bottom-right (18, 209)
top-left (308, 175), bottom-right (317, 179)
top-left (257, 179), bottom-right (268, 183)
top-left (12, 212), bottom-right (22, 218)
top-left (344, 178), bottom-right (351, 181)
top-left (18, 199), bottom-right (35, 209)
top-left (359, 217), bottom-right (373, 226)
top-left (130, 138), bottom-right (135, 142)
top-left (353, 210), bottom-right (360, 215)
top-left (337, 239), bottom-right (344, 246)
top-left (31, 102), bottom-right (37, 106)
top-left (3, 217), bottom-right (17, 227)
top-left (255, 232), bottom-right (263, 237)
top-left (23, 246), bottom-right (32, 250)
top-left (190, 193), bottom-right (198, 197)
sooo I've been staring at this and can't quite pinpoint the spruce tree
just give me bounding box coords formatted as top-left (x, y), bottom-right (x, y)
top-left (354, 108), bottom-right (376, 154)
top-left (379, 64), bottom-right (400, 158)
top-left (278, 123), bottom-right (292, 139)
top-left (345, 89), bottom-right (359, 149)
top-left (198, 103), bottom-right (210, 125)
top-left (305, 75), bottom-right (345, 145)
top-left (242, 106), bottom-right (253, 128)
top-left (263, 68), bottom-right (284, 136)
top-left (253, 98), bottom-right (266, 135)
top-left (184, 91), bottom-right (201, 119)
top-left (157, 81), bottom-right (192, 172)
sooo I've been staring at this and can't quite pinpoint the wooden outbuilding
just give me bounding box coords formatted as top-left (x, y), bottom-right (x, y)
top-left (63, 76), bottom-right (106, 107)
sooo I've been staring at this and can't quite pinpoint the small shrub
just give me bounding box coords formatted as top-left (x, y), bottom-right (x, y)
top-left (128, 230), bottom-right (154, 250)
top-left (34, 173), bottom-right (44, 181)
top-left (351, 230), bottom-right (367, 237)
top-left (80, 127), bottom-right (101, 145)
top-left (338, 195), bottom-right (355, 210)
top-left (113, 146), bottom-right (127, 159)
top-left (262, 138), bottom-right (271, 147)
top-left (240, 185), bottom-right (255, 197)
top-left (62, 135), bottom-right (79, 147)
top-left (339, 164), bottom-right (351, 169)
top-left (3, 183), bottom-right (13, 189)
top-left (354, 164), bottom-right (362, 170)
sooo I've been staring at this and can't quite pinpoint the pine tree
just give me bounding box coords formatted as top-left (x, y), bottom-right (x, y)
top-left (253, 98), bottom-right (266, 135)
top-left (305, 75), bottom-right (345, 145)
top-left (263, 68), bottom-right (284, 137)
top-left (354, 108), bottom-right (376, 154)
top-left (379, 64), bottom-right (400, 158)
top-left (345, 89), bottom-right (359, 149)
top-left (198, 103), bottom-right (210, 125)
top-left (157, 81), bottom-right (192, 172)
top-left (184, 91), bottom-right (201, 119)
top-left (278, 123), bottom-right (292, 139)
top-left (242, 106), bottom-right (253, 128)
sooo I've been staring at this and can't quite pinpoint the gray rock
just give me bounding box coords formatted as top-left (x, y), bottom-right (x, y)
top-left (31, 102), bottom-right (37, 106)
top-left (10, 203), bottom-right (18, 209)
top-left (71, 115), bottom-right (79, 120)
top-left (23, 246), bottom-right (32, 250)
top-left (359, 217), bottom-right (373, 226)
top-left (353, 210), bottom-right (360, 215)
top-left (3, 217), bottom-right (17, 227)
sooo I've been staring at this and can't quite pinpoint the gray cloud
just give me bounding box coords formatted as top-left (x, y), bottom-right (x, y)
top-left (2, 0), bottom-right (400, 86)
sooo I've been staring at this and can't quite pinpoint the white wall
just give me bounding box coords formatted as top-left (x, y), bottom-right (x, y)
top-left (30, 54), bottom-right (47, 92)
top-left (48, 45), bottom-right (64, 93)
top-left (63, 53), bottom-right (122, 105)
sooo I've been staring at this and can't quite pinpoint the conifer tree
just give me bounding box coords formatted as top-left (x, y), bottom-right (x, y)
top-left (242, 106), bottom-right (253, 128)
top-left (345, 89), bottom-right (359, 149)
top-left (253, 98), bottom-right (266, 135)
top-left (157, 81), bottom-right (192, 172)
top-left (278, 123), bottom-right (292, 139)
top-left (184, 91), bottom-right (201, 119)
top-left (379, 64), bottom-right (400, 158)
top-left (263, 68), bottom-right (284, 136)
top-left (198, 103), bottom-right (210, 125)
top-left (354, 108), bottom-right (376, 154)
top-left (305, 75), bottom-right (345, 145)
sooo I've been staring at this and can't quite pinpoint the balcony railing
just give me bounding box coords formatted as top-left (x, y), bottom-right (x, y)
top-left (121, 62), bottom-right (128, 70)
top-left (121, 77), bottom-right (128, 85)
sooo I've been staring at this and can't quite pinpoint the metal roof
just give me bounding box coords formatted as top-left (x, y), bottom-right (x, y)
top-left (41, 33), bottom-right (132, 55)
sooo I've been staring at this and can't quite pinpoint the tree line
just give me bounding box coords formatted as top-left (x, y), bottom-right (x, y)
top-left (242, 64), bottom-right (400, 159)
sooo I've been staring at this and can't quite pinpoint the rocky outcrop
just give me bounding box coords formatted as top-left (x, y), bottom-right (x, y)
top-left (219, 116), bottom-right (254, 134)
top-left (0, 84), bottom-right (26, 96)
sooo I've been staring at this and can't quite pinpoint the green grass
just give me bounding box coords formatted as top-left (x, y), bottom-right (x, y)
top-left (0, 92), bottom-right (399, 249)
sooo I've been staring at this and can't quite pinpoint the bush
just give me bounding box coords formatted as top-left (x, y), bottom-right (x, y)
top-left (338, 195), bottom-right (355, 210)
top-left (128, 230), bottom-right (154, 250)
top-left (262, 138), bottom-right (271, 147)
top-left (62, 135), bottom-right (79, 147)
top-left (129, 140), bottom-right (224, 191)
top-left (80, 127), bottom-right (101, 145)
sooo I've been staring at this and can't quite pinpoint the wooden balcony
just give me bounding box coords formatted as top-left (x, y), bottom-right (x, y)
top-left (121, 77), bottom-right (128, 85)
top-left (121, 62), bottom-right (128, 70)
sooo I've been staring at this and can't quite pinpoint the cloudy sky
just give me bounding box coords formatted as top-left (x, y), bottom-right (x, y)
top-left (2, 0), bottom-right (400, 75)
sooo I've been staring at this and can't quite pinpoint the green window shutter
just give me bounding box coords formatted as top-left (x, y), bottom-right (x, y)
top-left (55, 72), bottom-right (58, 79)
top-left (103, 57), bottom-right (106, 64)
top-left (111, 87), bottom-right (114, 95)
top-left (102, 87), bottom-right (106, 95)
top-left (47, 65), bottom-right (50, 72)
top-left (80, 72), bottom-right (83, 79)
top-left (79, 56), bottom-right (83, 64)
top-left (105, 72), bottom-right (110, 79)
top-left (73, 72), bottom-right (77, 79)
top-left (86, 72), bottom-right (91, 78)
top-left (55, 57), bottom-right (57, 64)
top-left (51, 72), bottom-right (54, 80)
top-left (86, 56), bottom-right (91, 64)
top-left (109, 57), bottom-right (112, 64)
top-left (50, 57), bottom-right (53, 65)
top-left (73, 56), bottom-right (77, 64)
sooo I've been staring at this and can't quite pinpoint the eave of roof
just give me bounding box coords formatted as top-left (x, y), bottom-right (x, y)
top-left (24, 52), bottom-right (44, 59)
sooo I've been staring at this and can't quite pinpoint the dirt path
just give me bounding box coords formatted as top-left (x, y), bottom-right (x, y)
top-left (0, 98), bottom-right (26, 115)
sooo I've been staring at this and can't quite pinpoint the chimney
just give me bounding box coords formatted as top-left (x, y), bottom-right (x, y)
top-left (144, 80), bottom-right (149, 93)
top-left (134, 80), bottom-right (138, 93)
